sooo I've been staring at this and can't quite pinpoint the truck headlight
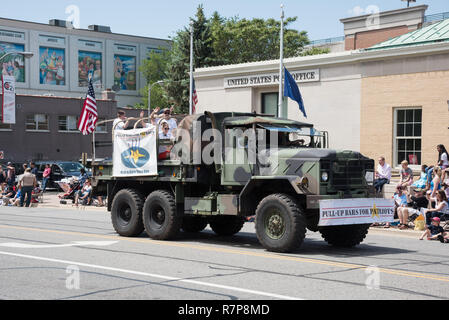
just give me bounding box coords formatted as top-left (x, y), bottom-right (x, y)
top-left (365, 171), bottom-right (374, 185)
top-left (321, 172), bottom-right (329, 182)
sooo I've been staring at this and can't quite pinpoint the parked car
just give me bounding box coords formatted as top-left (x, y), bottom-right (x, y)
top-left (35, 161), bottom-right (89, 190)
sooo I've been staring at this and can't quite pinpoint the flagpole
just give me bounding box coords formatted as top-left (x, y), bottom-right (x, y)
top-left (278, 4), bottom-right (285, 119)
top-left (189, 20), bottom-right (194, 116)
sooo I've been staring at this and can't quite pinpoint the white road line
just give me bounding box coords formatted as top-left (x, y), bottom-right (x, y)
top-left (0, 241), bottom-right (119, 249)
top-left (0, 250), bottom-right (302, 300)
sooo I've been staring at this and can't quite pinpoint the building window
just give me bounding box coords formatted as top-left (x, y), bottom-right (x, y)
top-left (58, 115), bottom-right (79, 132)
top-left (394, 108), bottom-right (422, 166)
top-left (262, 93), bottom-right (278, 116)
top-left (26, 114), bottom-right (49, 131)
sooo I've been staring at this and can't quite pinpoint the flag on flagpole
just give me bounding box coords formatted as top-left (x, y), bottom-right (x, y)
top-left (192, 79), bottom-right (198, 114)
top-left (77, 77), bottom-right (98, 135)
top-left (284, 68), bottom-right (307, 118)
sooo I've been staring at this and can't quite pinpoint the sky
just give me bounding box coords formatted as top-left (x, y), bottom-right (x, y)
top-left (1, 1), bottom-right (448, 41)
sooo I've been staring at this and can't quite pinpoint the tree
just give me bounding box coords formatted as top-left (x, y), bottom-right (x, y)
top-left (139, 7), bottom-right (328, 113)
top-left (136, 49), bottom-right (171, 111)
top-left (209, 14), bottom-right (310, 65)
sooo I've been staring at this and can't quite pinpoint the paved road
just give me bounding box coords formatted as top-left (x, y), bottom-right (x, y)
top-left (0, 207), bottom-right (448, 300)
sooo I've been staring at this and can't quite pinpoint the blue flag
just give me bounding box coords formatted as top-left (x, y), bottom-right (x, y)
top-left (284, 68), bottom-right (307, 118)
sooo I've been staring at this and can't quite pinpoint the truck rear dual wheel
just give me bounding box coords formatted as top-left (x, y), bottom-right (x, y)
top-left (319, 224), bottom-right (371, 247)
top-left (110, 189), bottom-right (145, 237)
top-left (143, 190), bottom-right (182, 240)
top-left (255, 194), bottom-right (307, 253)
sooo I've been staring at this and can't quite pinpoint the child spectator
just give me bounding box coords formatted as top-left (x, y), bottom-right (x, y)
top-left (412, 165), bottom-right (428, 190)
top-left (420, 217), bottom-right (445, 241)
top-left (398, 160), bottom-right (414, 190)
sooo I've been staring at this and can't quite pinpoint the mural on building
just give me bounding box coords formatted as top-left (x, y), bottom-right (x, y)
top-left (113, 55), bottom-right (136, 91)
top-left (0, 42), bottom-right (25, 82)
top-left (39, 47), bottom-right (65, 86)
top-left (79, 51), bottom-right (102, 87)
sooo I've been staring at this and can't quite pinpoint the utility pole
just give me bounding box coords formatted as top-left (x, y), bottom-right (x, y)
top-left (278, 4), bottom-right (285, 119)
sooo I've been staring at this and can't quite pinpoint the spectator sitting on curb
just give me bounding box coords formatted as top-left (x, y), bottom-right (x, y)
top-left (397, 187), bottom-right (429, 230)
top-left (1, 185), bottom-right (16, 206)
top-left (412, 165), bottom-right (428, 190)
top-left (425, 190), bottom-right (449, 227)
top-left (385, 186), bottom-right (408, 229)
top-left (420, 217), bottom-right (445, 241)
top-left (398, 160), bottom-right (414, 190)
top-left (427, 166), bottom-right (442, 200)
top-left (374, 156), bottom-right (392, 195)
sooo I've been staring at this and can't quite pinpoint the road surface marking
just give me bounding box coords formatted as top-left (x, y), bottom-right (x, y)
top-left (0, 250), bottom-right (302, 300)
top-left (1, 224), bottom-right (449, 283)
top-left (0, 241), bottom-right (118, 249)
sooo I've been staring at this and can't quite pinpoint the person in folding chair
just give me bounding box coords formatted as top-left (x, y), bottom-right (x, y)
top-left (74, 179), bottom-right (93, 207)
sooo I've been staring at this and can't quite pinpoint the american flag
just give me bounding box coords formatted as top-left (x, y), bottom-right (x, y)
top-left (77, 78), bottom-right (98, 135)
top-left (192, 79), bottom-right (198, 114)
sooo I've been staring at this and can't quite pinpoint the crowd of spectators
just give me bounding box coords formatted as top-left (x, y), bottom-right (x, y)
top-left (374, 144), bottom-right (449, 243)
top-left (0, 162), bottom-right (40, 208)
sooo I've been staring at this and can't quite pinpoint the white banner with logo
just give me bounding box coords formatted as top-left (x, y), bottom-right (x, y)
top-left (113, 127), bottom-right (158, 177)
top-left (2, 75), bottom-right (16, 124)
top-left (319, 198), bottom-right (395, 227)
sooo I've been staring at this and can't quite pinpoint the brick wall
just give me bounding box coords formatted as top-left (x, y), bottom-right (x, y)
top-left (345, 25), bottom-right (414, 50)
top-left (361, 71), bottom-right (449, 168)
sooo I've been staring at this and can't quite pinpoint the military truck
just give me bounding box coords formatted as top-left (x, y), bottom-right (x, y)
top-left (91, 112), bottom-right (378, 253)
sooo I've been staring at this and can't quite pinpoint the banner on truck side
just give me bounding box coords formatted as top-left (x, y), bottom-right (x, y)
top-left (2, 75), bottom-right (16, 124)
top-left (319, 198), bottom-right (395, 227)
top-left (113, 127), bottom-right (158, 177)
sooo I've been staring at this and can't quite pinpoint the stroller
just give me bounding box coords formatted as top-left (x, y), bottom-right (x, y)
top-left (58, 179), bottom-right (82, 204)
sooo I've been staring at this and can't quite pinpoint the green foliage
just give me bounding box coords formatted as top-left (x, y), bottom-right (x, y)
top-left (300, 47), bottom-right (331, 56)
top-left (139, 6), bottom-right (327, 113)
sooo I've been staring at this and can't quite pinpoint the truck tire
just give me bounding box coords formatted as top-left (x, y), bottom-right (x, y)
top-left (209, 216), bottom-right (245, 236)
top-left (143, 190), bottom-right (182, 240)
top-left (110, 189), bottom-right (145, 237)
top-left (320, 224), bottom-right (371, 247)
top-left (255, 194), bottom-right (306, 253)
top-left (182, 216), bottom-right (208, 233)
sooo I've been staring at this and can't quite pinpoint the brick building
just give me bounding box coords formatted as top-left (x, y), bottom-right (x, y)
top-left (0, 91), bottom-right (142, 163)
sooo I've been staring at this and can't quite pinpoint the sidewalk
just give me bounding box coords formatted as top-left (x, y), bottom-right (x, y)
top-left (37, 191), bottom-right (108, 212)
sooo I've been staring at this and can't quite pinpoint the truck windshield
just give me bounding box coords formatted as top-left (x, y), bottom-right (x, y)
top-left (59, 162), bottom-right (85, 173)
top-left (257, 124), bottom-right (326, 149)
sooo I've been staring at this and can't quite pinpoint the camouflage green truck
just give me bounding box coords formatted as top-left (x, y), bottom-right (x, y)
top-left (91, 112), bottom-right (379, 253)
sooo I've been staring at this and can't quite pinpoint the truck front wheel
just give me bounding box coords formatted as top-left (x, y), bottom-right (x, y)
top-left (255, 194), bottom-right (306, 253)
top-left (319, 224), bottom-right (371, 247)
top-left (110, 189), bottom-right (145, 237)
top-left (143, 190), bottom-right (182, 240)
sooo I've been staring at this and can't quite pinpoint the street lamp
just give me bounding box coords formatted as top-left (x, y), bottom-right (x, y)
top-left (148, 80), bottom-right (165, 116)
top-left (0, 51), bottom-right (34, 63)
